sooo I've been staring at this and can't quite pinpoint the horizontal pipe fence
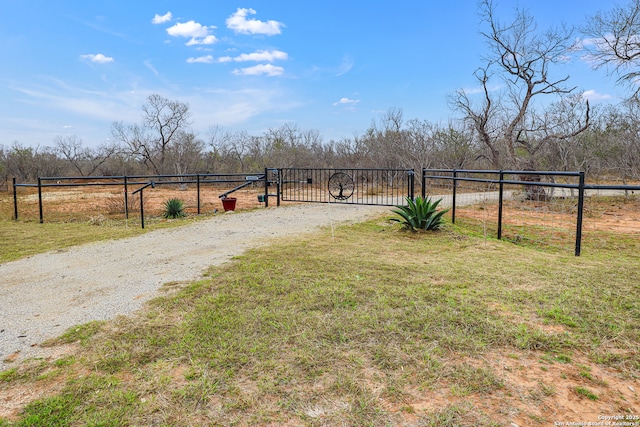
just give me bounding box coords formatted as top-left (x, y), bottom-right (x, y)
top-left (422, 169), bottom-right (640, 256)
top-left (12, 173), bottom-right (267, 225)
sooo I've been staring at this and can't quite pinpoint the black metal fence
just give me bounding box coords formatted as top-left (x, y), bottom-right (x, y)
top-left (12, 172), bottom-right (266, 226)
top-left (9, 168), bottom-right (639, 255)
top-left (11, 168), bottom-right (416, 223)
top-left (277, 168), bottom-right (415, 206)
top-left (422, 169), bottom-right (640, 256)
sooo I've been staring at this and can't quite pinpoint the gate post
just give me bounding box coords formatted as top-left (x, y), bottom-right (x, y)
top-left (277, 169), bottom-right (281, 207)
top-left (409, 169), bottom-right (415, 200)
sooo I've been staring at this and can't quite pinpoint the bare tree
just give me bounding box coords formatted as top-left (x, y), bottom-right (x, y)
top-left (54, 135), bottom-right (119, 176)
top-left (143, 94), bottom-right (191, 173)
top-left (452, 0), bottom-right (589, 169)
top-left (209, 128), bottom-right (252, 172)
top-left (111, 122), bottom-right (154, 171)
top-left (583, 0), bottom-right (640, 97)
top-left (432, 123), bottom-right (478, 169)
top-left (111, 94), bottom-right (192, 174)
top-left (54, 135), bottom-right (87, 175)
top-left (166, 131), bottom-right (205, 175)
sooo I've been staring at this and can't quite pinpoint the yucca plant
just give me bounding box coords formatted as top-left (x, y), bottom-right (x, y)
top-left (391, 195), bottom-right (449, 231)
top-left (163, 198), bottom-right (186, 219)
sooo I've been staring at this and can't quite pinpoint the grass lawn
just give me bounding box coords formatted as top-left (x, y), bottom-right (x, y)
top-left (0, 205), bottom-right (639, 425)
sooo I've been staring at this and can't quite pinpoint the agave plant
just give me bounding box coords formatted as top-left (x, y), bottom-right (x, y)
top-left (391, 196), bottom-right (449, 231)
top-left (163, 198), bottom-right (186, 219)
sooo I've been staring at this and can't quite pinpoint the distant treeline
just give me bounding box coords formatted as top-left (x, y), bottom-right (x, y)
top-left (1, 101), bottom-right (640, 185)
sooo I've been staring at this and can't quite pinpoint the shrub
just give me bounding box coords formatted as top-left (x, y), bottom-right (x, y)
top-left (163, 198), bottom-right (186, 219)
top-left (391, 196), bottom-right (449, 231)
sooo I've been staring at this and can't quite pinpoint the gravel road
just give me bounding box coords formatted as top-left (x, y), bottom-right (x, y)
top-left (0, 203), bottom-right (390, 371)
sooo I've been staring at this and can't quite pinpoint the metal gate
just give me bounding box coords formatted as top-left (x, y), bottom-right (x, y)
top-left (277, 168), bottom-right (414, 206)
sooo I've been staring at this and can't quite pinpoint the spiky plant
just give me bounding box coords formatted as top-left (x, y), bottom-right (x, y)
top-left (391, 196), bottom-right (449, 231)
top-left (163, 198), bottom-right (186, 219)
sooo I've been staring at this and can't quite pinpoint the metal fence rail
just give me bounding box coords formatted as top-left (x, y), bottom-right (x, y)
top-left (12, 173), bottom-right (265, 224)
top-left (422, 169), bottom-right (640, 256)
top-left (278, 168), bottom-right (415, 206)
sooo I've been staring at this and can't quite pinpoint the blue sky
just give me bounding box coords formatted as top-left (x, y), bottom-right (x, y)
top-left (0, 0), bottom-right (624, 148)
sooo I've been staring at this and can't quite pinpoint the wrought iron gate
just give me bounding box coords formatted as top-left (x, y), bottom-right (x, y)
top-left (277, 168), bottom-right (414, 206)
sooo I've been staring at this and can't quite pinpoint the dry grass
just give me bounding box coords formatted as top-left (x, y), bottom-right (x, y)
top-left (1, 202), bottom-right (639, 425)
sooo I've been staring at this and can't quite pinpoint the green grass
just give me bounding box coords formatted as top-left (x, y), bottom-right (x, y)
top-left (0, 214), bottom-right (216, 263)
top-left (0, 207), bottom-right (639, 424)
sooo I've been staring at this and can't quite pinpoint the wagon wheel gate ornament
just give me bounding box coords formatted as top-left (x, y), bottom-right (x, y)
top-left (328, 172), bottom-right (354, 200)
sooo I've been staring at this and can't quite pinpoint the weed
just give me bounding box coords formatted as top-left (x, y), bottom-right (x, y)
top-left (575, 386), bottom-right (599, 400)
top-left (420, 402), bottom-right (500, 426)
top-left (87, 214), bottom-right (108, 226)
top-left (49, 321), bottom-right (105, 346)
top-left (0, 368), bottom-right (18, 382)
top-left (538, 381), bottom-right (556, 397)
top-left (553, 353), bottom-right (572, 363)
top-left (449, 364), bottom-right (504, 396)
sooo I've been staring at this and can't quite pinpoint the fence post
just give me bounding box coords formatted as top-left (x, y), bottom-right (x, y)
top-left (575, 171), bottom-right (585, 256)
top-left (139, 188), bottom-right (145, 229)
top-left (498, 171), bottom-right (504, 240)
top-left (264, 168), bottom-right (269, 208)
top-left (38, 177), bottom-right (43, 224)
top-left (421, 169), bottom-right (426, 199)
top-left (409, 169), bottom-right (415, 200)
top-left (197, 174), bottom-right (201, 215)
top-left (124, 176), bottom-right (129, 219)
top-left (451, 170), bottom-right (457, 224)
top-left (13, 176), bottom-right (18, 221)
top-left (13, 177), bottom-right (18, 221)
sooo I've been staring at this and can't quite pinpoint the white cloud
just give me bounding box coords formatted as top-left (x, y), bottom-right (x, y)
top-left (333, 97), bottom-right (360, 106)
top-left (337, 56), bottom-right (354, 76)
top-left (80, 53), bottom-right (114, 63)
top-left (167, 21), bottom-right (217, 45)
top-left (226, 8), bottom-right (284, 35)
top-left (187, 55), bottom-right (214, 64)
top-left (152, 12), bottom-right (172, 24)
top-left (221, 50), bottom-right (288, 63)
top-left (233, 64), bottom-right (284, 76)
top-left (582, 89), bottom-right (613, 101)
top-left (144, 60), bottom-right (159, 76)
top-left (186, 35), bottom-right (217, 46)
top-left (461, 83), bottom-right (502, 95)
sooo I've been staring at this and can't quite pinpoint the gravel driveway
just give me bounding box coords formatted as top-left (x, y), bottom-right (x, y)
top-left (0, 203), bottom-right (389, 371)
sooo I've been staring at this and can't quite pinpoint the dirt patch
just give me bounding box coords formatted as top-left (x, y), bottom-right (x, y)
top-left (456, 197), bottom-right (640, 236)
top-left (384, 350), bottom-right (639, 426)
top-left (12, 184), bottom-right (266, 222)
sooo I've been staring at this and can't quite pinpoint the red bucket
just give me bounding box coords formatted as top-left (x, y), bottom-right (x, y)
top-left (221, 197), bottom-right (237, 211)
